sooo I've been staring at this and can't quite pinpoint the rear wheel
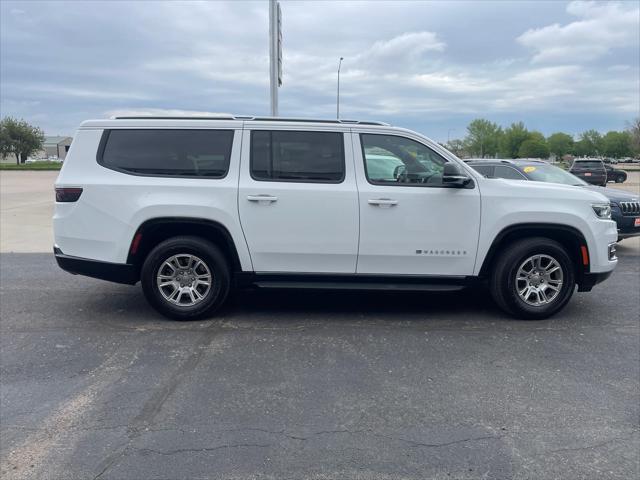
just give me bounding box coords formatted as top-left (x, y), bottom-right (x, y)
top-left (615, 175), bottom-right (625, 183)
top-left (489, 238), bottom-right (576, 320)
top-left (141, 236), bottom-right (230, 320)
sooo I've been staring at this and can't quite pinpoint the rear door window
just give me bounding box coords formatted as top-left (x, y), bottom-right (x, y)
top-left (250, 130), bottom-right (345, 183)
top-left (99, 129), bottom-right (234, 178)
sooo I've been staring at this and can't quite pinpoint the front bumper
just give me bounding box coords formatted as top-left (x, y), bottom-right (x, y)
top-left (615, 215), bottom-right (640, 239)
top-left (54, 246), bottom-right (138, 285)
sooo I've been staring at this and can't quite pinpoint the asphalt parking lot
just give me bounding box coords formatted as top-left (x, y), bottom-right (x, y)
top-left (1, 171), bottom-right (639, 479)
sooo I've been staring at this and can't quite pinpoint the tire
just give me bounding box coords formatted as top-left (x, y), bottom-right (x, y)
top-left (141, 236), bottom-right (230, 320)
top-left (615, 175), bottom-right (625, 183)
top-left (489, 237), bottom-right (576, 320)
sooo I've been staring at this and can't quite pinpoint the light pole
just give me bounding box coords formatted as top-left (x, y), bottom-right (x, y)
top-left (269, 0), bottom-right (281, 117)
top-left (337, 57), bottom-right (344, 119)
top-left (447, 128), bottom-right (455, 143)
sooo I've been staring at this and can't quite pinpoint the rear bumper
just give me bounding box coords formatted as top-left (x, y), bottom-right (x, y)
top-left (572, 172), bottom-right (607, 185)
top-left (54, 246), bottom-right (138, 285)
top-left (577, 270), bottom-right (613, 292)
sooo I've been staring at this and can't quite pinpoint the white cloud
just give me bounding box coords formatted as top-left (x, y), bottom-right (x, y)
top-left (365, 31), bottom-right (445, 59)
top-left (517, 1), bottom-right (639, 63)
top-left (3, 83), bottom-right (152, 101)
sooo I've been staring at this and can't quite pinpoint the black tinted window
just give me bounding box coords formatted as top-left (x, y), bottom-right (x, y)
top-left (471, 165), bottom-right (494, 177)
top-left (494, 166), bottom-right (526, 180)
top-left (100, 129), bottom-right (234, 177)
top-left (251, 131), bottom-right (344, 183)
top-left (573, 161), bottom-right (603, 169)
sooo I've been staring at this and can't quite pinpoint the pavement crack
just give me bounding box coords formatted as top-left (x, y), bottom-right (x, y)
top-left (91, 324), bottom-right (224, 479)
top-left (135, 443), bottom-right (272, 457)
top-left (308, 429), bottom-right (500, 448)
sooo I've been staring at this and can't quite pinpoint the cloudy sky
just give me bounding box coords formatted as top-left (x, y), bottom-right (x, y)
top-left (1, 0), bottom-right (638, 141)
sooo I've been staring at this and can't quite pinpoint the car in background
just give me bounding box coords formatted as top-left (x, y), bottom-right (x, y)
top-left (25, 156), bottom-right (63, 164)
top-left (466, 159), bottom-right (640, 240)
top-left (604, 163), bottom-right (627, 183)
top-left (569, 158), bottom-right (607, 186)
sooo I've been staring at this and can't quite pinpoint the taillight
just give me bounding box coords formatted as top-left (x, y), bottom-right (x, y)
top-left (55, 187), bottom-right (83, 202)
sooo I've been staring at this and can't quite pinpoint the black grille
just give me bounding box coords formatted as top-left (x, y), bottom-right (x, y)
top-left (619, 201), bottom-right (640, 216)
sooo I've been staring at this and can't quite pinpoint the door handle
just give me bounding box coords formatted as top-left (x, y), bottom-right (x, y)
top-left (247, 194), bottom-right (278, 204)
top-left (368, 198), bottom-right (398, 208)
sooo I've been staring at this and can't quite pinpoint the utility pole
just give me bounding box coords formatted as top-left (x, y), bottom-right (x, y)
top-left (269, 0), bottom-right (282, 116)
top-left (336, 57), bottom-right (343, 119)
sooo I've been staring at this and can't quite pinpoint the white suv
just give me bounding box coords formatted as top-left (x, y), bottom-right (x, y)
top-left (54, 116), bottom-right (618, 320)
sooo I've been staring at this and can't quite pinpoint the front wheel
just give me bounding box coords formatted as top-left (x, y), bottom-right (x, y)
top-left (141, 236), bottom-right (230, 320)
top-left (615, 175), bottom-right (625, 183)
top-left (489, 238), bottom-right (576, 320)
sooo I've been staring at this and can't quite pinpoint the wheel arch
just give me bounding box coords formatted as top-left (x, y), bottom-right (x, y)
top-left (479, 223), bottom-right (590, 280)
top-left (126, 217), bottom-right (243, 274)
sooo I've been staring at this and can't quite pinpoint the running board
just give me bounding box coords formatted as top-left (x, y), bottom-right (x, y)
top-left (235, 273), bottom-right (472, 292)
top-left (253, 281), bottom-right (465, 292)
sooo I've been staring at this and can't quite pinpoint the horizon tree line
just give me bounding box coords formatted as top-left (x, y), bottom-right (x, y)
top-left (445, 118), bottom-right (640, 160)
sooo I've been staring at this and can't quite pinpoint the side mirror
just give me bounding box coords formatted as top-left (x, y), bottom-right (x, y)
top-left (442, 163), bottom-right (472, 187)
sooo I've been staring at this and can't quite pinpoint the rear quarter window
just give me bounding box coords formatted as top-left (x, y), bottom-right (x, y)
top-left (98, 129), bottom-right (234, 178)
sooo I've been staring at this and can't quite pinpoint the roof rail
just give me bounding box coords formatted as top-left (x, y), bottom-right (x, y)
top-left (112, 115), bottom-right (389, 126)
top-left (113, 116), bottom-right (237, 120)
top-left (249, 117), bottom-right (389, 126)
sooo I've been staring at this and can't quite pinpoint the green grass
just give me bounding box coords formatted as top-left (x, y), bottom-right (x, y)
top-left (0, 161), bottom-right (62, 170)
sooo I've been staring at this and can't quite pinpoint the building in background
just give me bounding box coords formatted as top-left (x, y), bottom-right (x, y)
top-left (0, 135), bottom-right (73, 163)
top-left (43, 136), bottom-right (73, 160)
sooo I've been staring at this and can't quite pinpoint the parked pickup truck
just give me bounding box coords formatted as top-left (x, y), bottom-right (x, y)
top-left (54, 116), bottom-right (618, 320)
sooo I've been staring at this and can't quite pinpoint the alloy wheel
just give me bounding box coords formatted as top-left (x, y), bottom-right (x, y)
top-left (156, 254), bottom-right (213, 307)
top-left (515, 254), bottom-right (564, 307)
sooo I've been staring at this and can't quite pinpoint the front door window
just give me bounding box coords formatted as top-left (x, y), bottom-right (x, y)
top-left (361, 134), bottom-right (448, 187)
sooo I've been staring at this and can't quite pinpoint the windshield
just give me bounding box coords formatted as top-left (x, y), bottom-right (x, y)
top-left (522, 164), bottom-right (587, 186)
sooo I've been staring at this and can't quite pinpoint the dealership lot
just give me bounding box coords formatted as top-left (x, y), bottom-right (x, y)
top-left (1, 170), bottom-right (639, 479)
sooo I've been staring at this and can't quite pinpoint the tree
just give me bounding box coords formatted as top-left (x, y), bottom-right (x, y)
top-left (519, 138), bottom-right (550, 159)
top-left (463, 118), bottom-right (502, 158)
top-left (574, 129), bottom-right (603, 157)
top-left (626, 118), bottom-right (640, 156)
top-left (499, 122), bottom-right (529, 158)
top-left (547, 132), bottom-right (574, 157)
top-left (0, 117), bottom-right (45, 164)
top-left (602, 131), bottom-right (631, 158)
top-left (445, 138), bottom-right (466, 157)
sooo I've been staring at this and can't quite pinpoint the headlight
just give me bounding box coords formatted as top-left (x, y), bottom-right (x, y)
top-left (592, 203), bottom-right (612, 219)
